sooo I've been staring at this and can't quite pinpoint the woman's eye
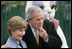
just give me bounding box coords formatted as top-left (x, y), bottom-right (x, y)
top-left (20, 30), bottom-right (22, 32)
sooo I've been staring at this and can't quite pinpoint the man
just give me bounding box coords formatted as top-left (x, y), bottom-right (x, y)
top-left (22, 5), bottom-right (62, 48)
top-left (25, 1), bottom-right (68, 48)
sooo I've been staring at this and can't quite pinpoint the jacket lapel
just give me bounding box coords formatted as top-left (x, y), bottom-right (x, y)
top-left (26, 24), bottom-right (38, 47)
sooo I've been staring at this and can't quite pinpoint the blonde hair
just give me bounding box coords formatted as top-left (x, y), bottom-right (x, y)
top-left (7, 16), bottom-right (28, 36)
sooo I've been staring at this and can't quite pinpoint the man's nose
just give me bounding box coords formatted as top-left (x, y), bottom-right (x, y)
top-left (39, 20), bottom-right (43, 24)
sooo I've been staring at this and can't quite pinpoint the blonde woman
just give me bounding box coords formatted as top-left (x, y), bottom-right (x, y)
top-left (1, 16), bottom-right (28, 48)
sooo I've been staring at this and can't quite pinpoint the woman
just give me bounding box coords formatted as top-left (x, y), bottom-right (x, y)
top-left (1, 16), bottom-right (28, 48)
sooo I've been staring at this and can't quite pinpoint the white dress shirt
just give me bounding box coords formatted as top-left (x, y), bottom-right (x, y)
top-left (29, 23), bottom-right (48, 43)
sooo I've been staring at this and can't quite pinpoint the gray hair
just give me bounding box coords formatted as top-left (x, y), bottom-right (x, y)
top-left (26, 5), bottom-right (43, 20)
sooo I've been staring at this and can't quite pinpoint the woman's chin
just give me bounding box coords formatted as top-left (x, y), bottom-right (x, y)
top-left (18, 38), bottom-right (22, 40)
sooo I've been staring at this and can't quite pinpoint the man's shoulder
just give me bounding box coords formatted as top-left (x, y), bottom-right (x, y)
top-left (44, 19), bottom-right (54, 25)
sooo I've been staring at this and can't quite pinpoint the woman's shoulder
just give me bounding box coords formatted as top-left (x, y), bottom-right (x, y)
top-left (5, 36), bottom-right (17, 48)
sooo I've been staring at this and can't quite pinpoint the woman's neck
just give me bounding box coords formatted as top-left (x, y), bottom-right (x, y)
top-left (11, 36), bottom-right (20, 44)
top-left (17, 40), bottom-right (20, 44)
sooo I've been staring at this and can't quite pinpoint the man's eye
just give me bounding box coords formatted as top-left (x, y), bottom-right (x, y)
top-left (36, 19), bottom-right (40, 21)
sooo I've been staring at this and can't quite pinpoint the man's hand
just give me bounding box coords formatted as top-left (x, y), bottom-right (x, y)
top-left (1, 44), bottom-right (10, 48)
top-left (39, 27), bottom-right (48, 40)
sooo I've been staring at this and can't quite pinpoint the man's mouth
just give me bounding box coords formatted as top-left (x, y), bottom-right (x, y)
top-left (39, 25), bottom-right (42, 27)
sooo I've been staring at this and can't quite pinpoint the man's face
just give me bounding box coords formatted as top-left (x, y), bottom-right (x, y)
top-left (29, 13), bottom-right (44, 29)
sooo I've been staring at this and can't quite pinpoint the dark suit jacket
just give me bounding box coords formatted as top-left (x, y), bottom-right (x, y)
top-left (22, 19), bottom-right (62, 48)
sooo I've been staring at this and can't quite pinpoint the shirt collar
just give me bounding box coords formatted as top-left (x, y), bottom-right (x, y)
top-left (29, 23), bottom-right (36, 38)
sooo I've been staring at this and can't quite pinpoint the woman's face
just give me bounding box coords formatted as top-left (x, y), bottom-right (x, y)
top-left (11, 28), bottom-right (25, 41)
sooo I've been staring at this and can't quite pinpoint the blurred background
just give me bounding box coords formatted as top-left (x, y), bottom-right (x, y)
top-left (1, 1), bottom-right (71, 48)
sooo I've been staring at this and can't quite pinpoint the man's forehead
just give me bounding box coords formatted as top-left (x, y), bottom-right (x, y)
top-left (33, 13), bottom-right (43, 16)
top-left (33, 13), bottom-right (44, 19)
